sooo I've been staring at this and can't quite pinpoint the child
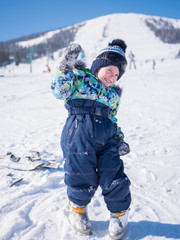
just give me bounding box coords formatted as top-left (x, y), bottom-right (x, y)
top-left (51, 39), bottom-right (131, 240)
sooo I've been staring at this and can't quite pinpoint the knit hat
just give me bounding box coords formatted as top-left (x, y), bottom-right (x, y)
top-left (91, 39), bottom-right (127, 80)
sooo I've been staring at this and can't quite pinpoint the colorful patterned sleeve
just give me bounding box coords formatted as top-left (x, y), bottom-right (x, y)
top-left (51, 67), bottom-right (76, 99)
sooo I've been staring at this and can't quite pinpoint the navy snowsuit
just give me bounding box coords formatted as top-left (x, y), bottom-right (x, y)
top-left (51, 67), bottom-right (131, 213)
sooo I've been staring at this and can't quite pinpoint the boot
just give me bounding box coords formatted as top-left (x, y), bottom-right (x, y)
top-left (68, 201), bottom-right (91, 235)
top-left (108, 209), bottom-right (129, 240)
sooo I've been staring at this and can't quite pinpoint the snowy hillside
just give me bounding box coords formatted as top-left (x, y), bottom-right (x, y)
top-left (16, 13), bottom-right (180, 64)
top-left (17, 29), bottom-right (62, 48)
top-left (73, 13), bottom-right (180, 62)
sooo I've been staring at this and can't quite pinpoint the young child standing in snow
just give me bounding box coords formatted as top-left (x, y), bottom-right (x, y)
top-left (51, 39), bottom-right (131, 239)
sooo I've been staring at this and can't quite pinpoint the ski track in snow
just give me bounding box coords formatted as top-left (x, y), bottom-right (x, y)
top-left (0, 59), bottom-right (180, 240)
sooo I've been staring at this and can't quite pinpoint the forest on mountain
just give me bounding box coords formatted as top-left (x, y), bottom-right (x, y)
top-left (145, 18), bottom-right (180, 44)
top-left (0, 23), bottom-right (84, 66)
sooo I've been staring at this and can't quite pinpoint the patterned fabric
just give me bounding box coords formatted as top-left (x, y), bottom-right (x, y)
top-left (51, 67), bottom-right (124, 140)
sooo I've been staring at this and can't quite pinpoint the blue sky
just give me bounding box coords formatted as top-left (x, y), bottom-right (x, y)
top-left (0, 0), bottom-right (180, 42)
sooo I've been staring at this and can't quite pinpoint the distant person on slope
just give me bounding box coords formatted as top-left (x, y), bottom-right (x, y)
top-left (51, 39), bottom-right (131, 240)
top-left (128, 51), bottom-right (136, 69)
top-left (46, 64), bottom-right (51, 72)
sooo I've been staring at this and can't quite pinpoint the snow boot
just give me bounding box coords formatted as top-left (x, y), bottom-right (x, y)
top-left (68, 201), bottom-right (91, 235)
top-left (108, 209), bottom-right (129, 240)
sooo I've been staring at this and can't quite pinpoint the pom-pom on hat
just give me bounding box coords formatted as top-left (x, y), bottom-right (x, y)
top-left (91, 39), bottom-right (127, 80)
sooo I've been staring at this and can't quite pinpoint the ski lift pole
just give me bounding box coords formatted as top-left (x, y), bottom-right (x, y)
top-left (29, 52), bottom-right (33, 73)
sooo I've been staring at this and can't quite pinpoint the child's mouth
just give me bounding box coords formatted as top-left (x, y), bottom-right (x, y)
top-left (105, 79), bottom-right (112, 84)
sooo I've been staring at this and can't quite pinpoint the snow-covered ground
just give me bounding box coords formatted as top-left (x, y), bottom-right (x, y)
top-left (0, 57), bottom-right (180, 240)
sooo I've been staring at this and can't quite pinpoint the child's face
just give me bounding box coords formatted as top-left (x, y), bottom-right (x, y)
top-left (97, 65), bottom-right (119, 87)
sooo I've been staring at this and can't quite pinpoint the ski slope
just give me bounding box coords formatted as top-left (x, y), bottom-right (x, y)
top-left (0, 57), bottom-right (180, 240)
top-left (16, 13), bottom-right (180, 64)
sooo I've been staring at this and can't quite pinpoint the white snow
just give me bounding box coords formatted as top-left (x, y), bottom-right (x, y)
top-left (75, 13), bottom-right (180, 62)
top-left (0, 13), bottom-right (180, 240)
top-left (17, 29), bottom-right (62, 48)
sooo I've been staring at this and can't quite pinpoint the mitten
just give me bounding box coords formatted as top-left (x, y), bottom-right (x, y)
top-left (118, 140), bottom-right (130, 156)
top-left (59, 43), bottom-right (82, 71)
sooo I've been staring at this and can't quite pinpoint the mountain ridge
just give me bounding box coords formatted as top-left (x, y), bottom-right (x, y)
top-left (1, 13), bottom-right (180, 66)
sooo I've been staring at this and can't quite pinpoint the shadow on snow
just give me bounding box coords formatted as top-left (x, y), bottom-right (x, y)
top-left (90, 220), bottom-right (180, 239)
top-left (128, 221), bottom-right (180, 239)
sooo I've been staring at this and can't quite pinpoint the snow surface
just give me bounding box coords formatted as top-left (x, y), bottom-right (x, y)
top-left (0, 56), bottom-right (180, 240)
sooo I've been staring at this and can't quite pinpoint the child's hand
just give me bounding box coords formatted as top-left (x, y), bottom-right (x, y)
top-left (65, 43), bottom-right (82, 59)
top-left (60, 43), bottom-right (82, 71)
top-left (118, 140), bottom-right (130, 156)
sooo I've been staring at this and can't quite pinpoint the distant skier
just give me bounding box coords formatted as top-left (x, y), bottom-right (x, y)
top-left (51, 39), bottom-right (131, 239)
top-left (128, 51), bottom-right (136, 69)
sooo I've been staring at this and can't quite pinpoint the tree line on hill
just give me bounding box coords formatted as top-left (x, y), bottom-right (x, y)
top-left (145, 18), bottom-right (180, 44)
top-left (0, 23), bottom-right (84, 67)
